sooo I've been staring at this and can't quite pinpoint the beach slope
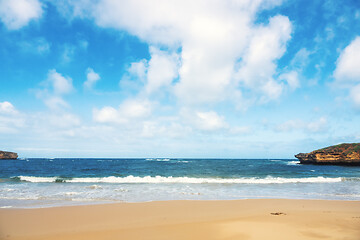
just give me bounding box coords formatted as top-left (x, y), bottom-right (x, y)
top-left (0, 199), bottom-right (359, 240)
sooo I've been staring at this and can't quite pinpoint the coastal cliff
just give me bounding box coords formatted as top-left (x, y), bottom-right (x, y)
top-left (295, 143), bottom-right (360, 165)
top-left (0, 150), bottom-right (18, 159)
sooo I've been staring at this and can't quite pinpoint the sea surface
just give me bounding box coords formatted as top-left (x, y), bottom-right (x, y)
top-left (1, 158), bottom-right (360, 208)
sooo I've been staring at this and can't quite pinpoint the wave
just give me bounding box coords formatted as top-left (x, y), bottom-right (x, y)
top-left (286, 160), bottom-right (300, 165)
top-left (13, 175), bottom-right (349, 184)
top-left (145, 158), bottom-right (189, 163)
top-left (145, 158), bottom-right (171, 162)
top-left (269, 160), bottom-right (300, 165)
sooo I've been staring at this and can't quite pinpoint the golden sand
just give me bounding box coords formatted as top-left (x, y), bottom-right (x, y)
top-left (1, 199), bottom-right (359, 240)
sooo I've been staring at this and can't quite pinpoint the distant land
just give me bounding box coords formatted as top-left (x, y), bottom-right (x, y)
top-left (0, 150), bottom-right (18, 159)
top-left (3, 144), bottom-right (360, 165)
top-left (295, 143), bottom-right (360, 166)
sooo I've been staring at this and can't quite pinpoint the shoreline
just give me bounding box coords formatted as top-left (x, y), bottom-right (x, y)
top-left (1, 197), bottom-right (360, 209)
top-left (1, 199), bottom-right (359, 240)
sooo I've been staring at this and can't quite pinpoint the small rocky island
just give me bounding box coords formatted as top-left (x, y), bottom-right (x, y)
top-left (0, 150), bottom-right (18, 159)
top-left (295, 143), bottom-right (360, 166)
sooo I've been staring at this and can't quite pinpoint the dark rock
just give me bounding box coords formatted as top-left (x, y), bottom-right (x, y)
top-left (271, 212), bottom-right (286, 216)
top-left (295, 143), bottom-right (360, 166)
top-left (0, 150), bottom-right (18, 159)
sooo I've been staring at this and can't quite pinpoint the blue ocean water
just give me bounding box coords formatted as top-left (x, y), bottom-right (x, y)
top-left (0, 158), bottom-right (359, 208)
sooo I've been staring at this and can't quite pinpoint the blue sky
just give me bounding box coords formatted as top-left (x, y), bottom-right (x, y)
top-left (0, 0), bottom-right (360, 158)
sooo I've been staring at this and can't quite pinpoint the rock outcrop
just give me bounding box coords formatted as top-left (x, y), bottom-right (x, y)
top-left (0, 150), bottom-right (18, 159)
top-left (295, 143), bottom-right (360, 165)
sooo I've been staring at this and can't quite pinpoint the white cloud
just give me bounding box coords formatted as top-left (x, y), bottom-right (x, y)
top-left (24, 110), bottom-right (83, 140)
top-left (146, 47), bottom-right (179, 94)
top-left (141, 121), bottom-right (164, 138)
top-left (43, 96), bottom-right (69, 110)
top-left (19, 38), bottom-right (50, 54)
top-left (60, 41), bottom-right (89, 63)
top-left (260, 79), bottom-right (283, 101)
top-left (334, 37), bottom-right (360, 108)
top-left (60, 0), bottom-right (291, 106)
top-left (279, 71), bottom-right (300, 90)
top-left (48, 113), bottom-right (81, 129)
top-left (0, 101), bottom-right (19, 115)
top-left (91, 0), bottom-right (283, 45)
top-left (36, 69), bottom-right (74, 110)
top-left (307, 117), bottom-right (327, 133)
top-left (51, 0), bottom-right (93, 21)
top-left (236, 15), bottom-right (292, 102)
top-left (140, 121), bottom-right (169, 138)
top-left (276, 117), bottom-right (327, 133)
top-left (290, 48), bottom-right (311, 69)
top-left (0, 0), bottom-right (43, 30)
top-left (128, 59), bottom-right (148, 81)
top-left (122, 47), bottom-right (179, 95)
top-left (47, 69), bottom-right (74, 95)
top-left (325, 26), bottom-right (335, 40)
top-left (61, 45), bottom-right (75, 63)
top-left (350, 84), bottom-right (360, 109)
top-left (140, 121), bottom-right (192, 139)
top-left (334, 36), bottom-right (360, 83)
top-left (0, 102), bottom-right (81, 140)
top-left (195, 111), bottom-right (227, 131)
top-left (181, 109), bottom-right (228, 132)
top-left (277, 48), bottom-right (311, 89)
top-left (93, 99), bottom-right (152, 124)
top-left (84, 68), bottom-right (100, 89)
top-left (119, 59), bottom-right (148, 92)
top-left (93, 106), bottom-right (120, 124)
top-left (0, 101), bottom-right (25, 133)
top-left (119, 98), bottom-right (152, 119)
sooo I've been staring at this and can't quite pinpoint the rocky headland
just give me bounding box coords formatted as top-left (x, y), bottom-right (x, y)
top-left (0, 150), bottom-right (18, 159)
top-left (295, 143), bottom-right (360, 165)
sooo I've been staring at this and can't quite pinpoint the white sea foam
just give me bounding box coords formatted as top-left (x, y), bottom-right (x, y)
top-left (181, 192), bottom-right (201, 195)
top-left (114, 188), bottom-right (129, 192)
top-left (2, 188), bottom-right (14, 192)
top-left (64, 192), bottom-right (80, 196)
top-left (87, 185), bottom-right (103, 189)
top-left (17, 175), bottom-right (345, 184)
top-left (18, 176), bottom-right (59, 183)
top-left (286, 160), bottom-right (300, 165)
top-left (146, 158), bottom-right (170, 162)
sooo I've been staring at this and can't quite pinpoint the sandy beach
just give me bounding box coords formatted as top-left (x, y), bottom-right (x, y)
top-left (0, 199), bottom-right (359, 240)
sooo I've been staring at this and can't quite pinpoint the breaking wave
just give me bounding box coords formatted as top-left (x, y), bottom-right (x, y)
top-left (13, 175), bottom-right (348, 184)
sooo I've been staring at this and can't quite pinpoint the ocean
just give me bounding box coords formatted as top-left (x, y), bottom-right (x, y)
top-left (1, 158), bottom-right (359, 208)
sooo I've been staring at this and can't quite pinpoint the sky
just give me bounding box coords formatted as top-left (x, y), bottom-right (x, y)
top-left (0, 0), bottom-right (360, 158)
